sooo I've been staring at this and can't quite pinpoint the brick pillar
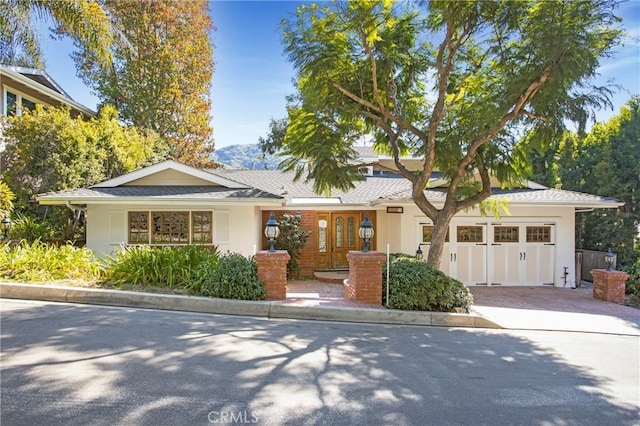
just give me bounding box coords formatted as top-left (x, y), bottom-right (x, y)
top-left (345, 251), bottom-right (386, 305)
top-left (591, 269), bottom-right (628, 304)
top-left (255, 250), bottom-right (290, 300)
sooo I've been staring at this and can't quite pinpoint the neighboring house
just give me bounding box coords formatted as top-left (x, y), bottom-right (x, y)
top-left (0, 65), bottom-right (95, 118)
top-left (36, 152), bottom-right (622, 288)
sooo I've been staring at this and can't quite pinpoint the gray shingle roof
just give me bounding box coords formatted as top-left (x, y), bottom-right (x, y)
top-left (211, 169), bottom-right (410, 205)
top-left (384, 187), bottom-right (621, 206)
top-left (38, 186), bottom-right (282, 200)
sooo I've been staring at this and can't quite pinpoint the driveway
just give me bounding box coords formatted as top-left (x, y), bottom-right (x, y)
top-left (468, 283), bottom-right (640, 335)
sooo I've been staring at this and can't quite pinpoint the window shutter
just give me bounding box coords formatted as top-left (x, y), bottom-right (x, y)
top-left (214, 211), bottom-right (230, 243)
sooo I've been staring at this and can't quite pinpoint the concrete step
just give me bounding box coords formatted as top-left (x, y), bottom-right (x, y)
top-left (314, 270), bottom-right (349, 284)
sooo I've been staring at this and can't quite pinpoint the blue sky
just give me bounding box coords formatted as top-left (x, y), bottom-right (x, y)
top-left (38, 0), bottom-right (639, 149)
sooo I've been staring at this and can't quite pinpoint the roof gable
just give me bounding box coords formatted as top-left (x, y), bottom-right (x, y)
top-left (92, 160), bottom-right (248, 189)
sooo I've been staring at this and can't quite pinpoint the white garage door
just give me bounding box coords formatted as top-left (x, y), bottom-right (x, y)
top-left (418, 221), bottom-right (555, 286)
top-left (490, 223), bottom-right (555, 286)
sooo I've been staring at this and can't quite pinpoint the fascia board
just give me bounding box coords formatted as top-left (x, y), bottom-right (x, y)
top-left (36, 196), bottom-right (283, 206)
top-left (92, 160), bottom-right (249, 189)
top-left (1, 67), bottom-right (95, 116)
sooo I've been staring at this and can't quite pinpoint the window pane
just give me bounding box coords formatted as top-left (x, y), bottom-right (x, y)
top-left (494, 226), bottom-right (519, 243)
top-left (457, 226), bottom-right (483, 243)
top-left (526, 226), bottom-right (551, 243)
top-left (423, 225), bottom-right (450, 242)
top-left (152, 212), bottom-right (189, 244)
top-left (128, 212), bottom-right (149, 244)
top-left (6, 91), bottom-right (17, 115)
top-left (336, 217), bottom-right (344, 247)
top-left (347, 217), bottom-right (355, 247)
top-left (21, 98), bottom-right (36, 112)
top-left (318, 220), bottom-right (327, 253)
top-left (192, 212), bottom-right (212, 244)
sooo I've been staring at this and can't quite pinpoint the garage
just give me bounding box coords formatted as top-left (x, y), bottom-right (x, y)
top-left (419, 221), bottom-right (556, 286)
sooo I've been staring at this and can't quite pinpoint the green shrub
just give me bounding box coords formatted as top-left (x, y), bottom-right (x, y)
top-left (200, 253), bottom-right (266, 300)
top-left (104, 245), bottom-right (219, 289)
top-left (275, 213), bottom-right (310, 278)
top-left (382, 256), bottom-right (473, 312)
top-left (0, 240), bottom-right (101, 281)
top-left (622, 259), bottom-right (640, 306)
top-left (9, 215), bottom-right (56, 243)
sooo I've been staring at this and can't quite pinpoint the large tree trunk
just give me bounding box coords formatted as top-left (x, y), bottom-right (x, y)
top-left (426, 207), bottom-right (456, 269)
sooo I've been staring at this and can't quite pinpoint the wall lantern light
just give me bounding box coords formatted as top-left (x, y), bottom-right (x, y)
top-left (416, 245), bottom-right (424, 260)
top-left (1, 216), bottom-right (10, 242)
top-left (358, 214), bottom-right (374, 252)
top-left (605, 248), bottom-right (615, 272)
top-left (264, 212), bottom-right (280, 253)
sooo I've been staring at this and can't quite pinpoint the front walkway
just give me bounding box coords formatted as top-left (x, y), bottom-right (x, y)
top-left (284, 280), bottom-right (381, 308)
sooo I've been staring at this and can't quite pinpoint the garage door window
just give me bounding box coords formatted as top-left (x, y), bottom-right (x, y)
top-left (526, 226), bottom-right (551, 243)
top-left (422, 225), bottom-right (449, 242)
top-left (494, 226), bottom-right (519, 243)
top-left (457, 226), bottom-right (483, 242)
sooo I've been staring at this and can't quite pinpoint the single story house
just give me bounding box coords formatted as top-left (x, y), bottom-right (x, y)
top-left (36, 152), bottom-right (622, 288)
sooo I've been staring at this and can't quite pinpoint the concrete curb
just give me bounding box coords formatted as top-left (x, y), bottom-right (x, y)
top-left (0, 282), bottom-right (500, 329)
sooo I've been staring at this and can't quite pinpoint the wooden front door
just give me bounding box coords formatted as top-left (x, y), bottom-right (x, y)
top-left (315, 211), bottom-right (375, 270)
top-left (331, 212), bottom-right (360, 269)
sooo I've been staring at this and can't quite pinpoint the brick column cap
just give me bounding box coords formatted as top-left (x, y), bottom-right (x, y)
top-left (255, 250), bottom-right (290, 261)
top-left (346, 251), bottom-right (386, 260)
top-left (591, 269), bottom-right (629, 279)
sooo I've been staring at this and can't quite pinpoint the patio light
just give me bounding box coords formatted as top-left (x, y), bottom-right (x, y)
top-left (415, 245), bottom-right (423, 260)
top-left (358, 214), bottom-right (374, 252)
top-left (1, 215), bottom-right (10, 242)
top-left (264, 212), bottom-right (280, 253)
top-left (605, 248), bottom-right (615, 271)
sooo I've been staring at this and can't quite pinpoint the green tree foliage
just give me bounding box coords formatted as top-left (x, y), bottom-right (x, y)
top-left (3, 105), bottom-right (167, 238)
top-left (552, 97), bottom-right (640, 266)
top-left (280, 0), bottom-right (622, 267)
top-left (72, 0), bottom-right (215, 167)
top-left (0, 180), bottom-right (14, 218)
top-left (0, 0), bottom-right (113, 68)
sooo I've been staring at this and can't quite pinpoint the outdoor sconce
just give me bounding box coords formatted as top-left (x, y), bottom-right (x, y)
top-left (415, 245), bottom-right (424, 260)
top-left (358, 214), bottom-right (374, 252)
top-left (264, 212), bottom-right (280, 253)
top-left (1, 215), bottom-right (11, 242)
top-left (605, 248), bottom-right (615, 271)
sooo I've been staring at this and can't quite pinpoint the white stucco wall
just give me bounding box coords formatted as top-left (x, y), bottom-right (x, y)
top-left (86, 204), bottom-right (262, 258)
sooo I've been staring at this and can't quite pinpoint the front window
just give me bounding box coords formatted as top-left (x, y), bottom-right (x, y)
top-left (128, 211), bottom-right (214, 245)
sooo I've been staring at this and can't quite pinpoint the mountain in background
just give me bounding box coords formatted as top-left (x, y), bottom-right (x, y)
top-left (212, 144), bottom-right (280, 170)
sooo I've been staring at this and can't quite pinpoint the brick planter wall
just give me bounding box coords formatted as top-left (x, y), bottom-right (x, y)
top-left (255, 250), bottom-right (290, 300)
top-left (591, 269), bottom-right (628, 304)
top-left (345, 251), bottom-right (386, 305)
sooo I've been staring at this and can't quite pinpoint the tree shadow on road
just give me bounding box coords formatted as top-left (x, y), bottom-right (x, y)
top-left (1, 300), bottom-right (638, 425)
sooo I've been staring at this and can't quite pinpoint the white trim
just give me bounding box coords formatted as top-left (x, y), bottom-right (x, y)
top-left (91, 160), bottom-right (249, 188)
top-left (0, 66), bottom-right (95, 117)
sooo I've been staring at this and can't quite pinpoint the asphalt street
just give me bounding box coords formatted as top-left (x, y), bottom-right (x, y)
top-left (1, 299), bottom-right (638, 425)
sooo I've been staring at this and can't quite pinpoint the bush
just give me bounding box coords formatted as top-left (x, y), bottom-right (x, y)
top-left (275, 213), bottom-right (310, 278)
top-left (200, 253), bottom-right (266, 300)
top-left (9, 215), bottom-right (56, 243)
top-left (622, 259), bottom-right (640, 307)
top-left (104, 245), bottom-right (219, 290)
top-left (0, 240), bottom-right (101, 281)
top-left (382, 256), bottom-right (473, 312)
